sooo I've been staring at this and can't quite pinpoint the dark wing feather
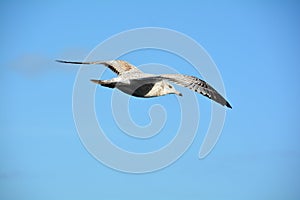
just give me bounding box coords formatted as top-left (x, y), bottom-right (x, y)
top-left (160, 74), bottom-right (232, 108)
top-left (56, 60), bottom-right (141, 75)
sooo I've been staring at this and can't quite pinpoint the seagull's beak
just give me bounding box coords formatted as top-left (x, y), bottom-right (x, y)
top-left (175, 91), bottom-right (183, 96)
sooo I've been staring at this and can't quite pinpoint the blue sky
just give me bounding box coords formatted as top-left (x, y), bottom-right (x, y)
top-left (1, 1), bottom-right (300, 200)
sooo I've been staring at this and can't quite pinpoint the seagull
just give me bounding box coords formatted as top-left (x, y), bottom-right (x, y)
top-left (56, 60), bottom-right (232, 108)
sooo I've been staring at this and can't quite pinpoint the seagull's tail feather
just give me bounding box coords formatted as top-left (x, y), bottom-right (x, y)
top-left (90, 79), bottom-right (103, 84)
top-left (90, 79), bottom-right (116, 88)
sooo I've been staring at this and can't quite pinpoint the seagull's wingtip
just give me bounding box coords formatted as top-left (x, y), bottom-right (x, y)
top-left (226, 101), bottom-right (232, 109)
top-left (56, 60), bottom-right (66, 63)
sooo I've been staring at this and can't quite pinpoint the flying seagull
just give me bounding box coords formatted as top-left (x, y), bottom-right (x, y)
top-left (56, 60), bottom-right (232, 108)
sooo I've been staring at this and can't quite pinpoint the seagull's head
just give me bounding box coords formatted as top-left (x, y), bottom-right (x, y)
top-left (164, 82), bottom-right (183, 97)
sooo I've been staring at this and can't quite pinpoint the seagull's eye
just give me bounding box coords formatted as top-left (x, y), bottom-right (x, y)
top-left (168, 85), bottom-right (172, 88)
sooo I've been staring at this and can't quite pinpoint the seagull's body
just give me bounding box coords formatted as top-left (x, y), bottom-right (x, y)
top-left (56, 60), bottom-right (232, 108)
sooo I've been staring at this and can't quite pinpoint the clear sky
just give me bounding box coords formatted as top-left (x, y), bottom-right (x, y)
top-left (1, 1), bottom-right (300, 200)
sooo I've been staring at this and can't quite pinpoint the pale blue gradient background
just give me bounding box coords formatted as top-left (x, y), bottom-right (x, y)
top-left (1, 1), bottom-right (300, 200)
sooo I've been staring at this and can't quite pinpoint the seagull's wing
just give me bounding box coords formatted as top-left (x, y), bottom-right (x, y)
top-left (160, 74), bottom-right (232, 108)
top-left (56, 60), bottom-right (141, 75)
